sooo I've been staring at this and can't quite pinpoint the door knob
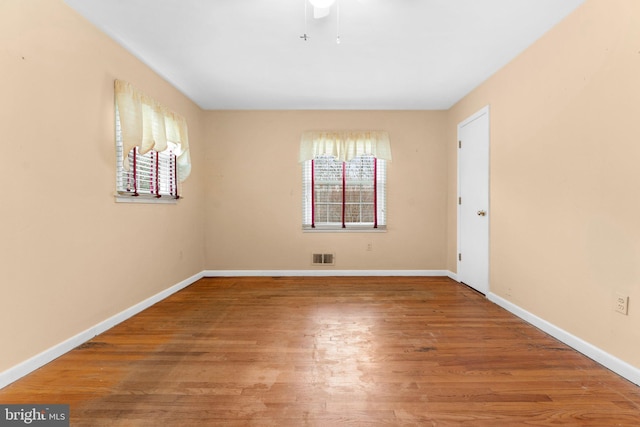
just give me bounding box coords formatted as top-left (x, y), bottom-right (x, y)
top-left (477, 210), bottom-right (487, 216)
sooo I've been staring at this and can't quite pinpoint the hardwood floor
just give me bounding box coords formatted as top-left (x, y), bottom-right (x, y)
top-left (1, 276), bottom-right (639, 426)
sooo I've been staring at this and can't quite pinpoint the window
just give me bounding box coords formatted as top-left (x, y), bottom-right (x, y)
top-left (116, 107), bottom-right (180, 198)
top-left (114, 80), bottom-right (191, 202)
top-left (303, 154), bottom-right (387, 230)
top-left (299, 130), bottom-right (392, 231)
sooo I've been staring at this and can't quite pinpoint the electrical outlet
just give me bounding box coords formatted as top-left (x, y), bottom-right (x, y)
top-left (366, 243), bottom-right (373, 251)
top-left (615, 293), bottom-right (629, 315)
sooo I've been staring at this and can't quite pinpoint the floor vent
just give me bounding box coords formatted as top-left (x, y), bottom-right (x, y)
top-left (312, 253), bottom-right (335, 266)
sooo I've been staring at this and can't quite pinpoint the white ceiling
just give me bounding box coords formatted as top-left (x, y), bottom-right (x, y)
top-left (64, 0), bottom-right (584, 110)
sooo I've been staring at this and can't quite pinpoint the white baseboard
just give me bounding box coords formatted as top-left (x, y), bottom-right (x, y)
top-left (203, 269), bottom-right (455, 277)
top-left (0, 271), bottom-right (204, 390)
top-left (488, 292), bottom-right (640, 386)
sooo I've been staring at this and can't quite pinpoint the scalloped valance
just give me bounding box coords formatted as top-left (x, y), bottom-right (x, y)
top-left (299, 130), bottom-right (392, 163)
top-left (115, 80), bottom-right (191, 181)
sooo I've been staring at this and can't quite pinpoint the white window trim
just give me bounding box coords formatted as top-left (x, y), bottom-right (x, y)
top-left (115, 194), bottom-right (179, 204)
top-left (302, 225), bottom-right (387, 233)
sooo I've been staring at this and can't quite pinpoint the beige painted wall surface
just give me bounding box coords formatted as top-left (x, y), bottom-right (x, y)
top-left (448, 0), bottom-right (640, 367)
top-left (204, 111), bottom-right (448, 271)
top-left (0, 0), bottom-right (205, 372)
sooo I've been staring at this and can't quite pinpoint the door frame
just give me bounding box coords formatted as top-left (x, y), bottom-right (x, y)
top-left (456, 105), bottom-right (490, 293)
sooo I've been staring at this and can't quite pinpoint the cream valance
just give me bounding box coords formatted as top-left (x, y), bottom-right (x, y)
top-left (299, 130), bottom-right (392, 163)
top-left (115, 80), bottom-right (191, 181)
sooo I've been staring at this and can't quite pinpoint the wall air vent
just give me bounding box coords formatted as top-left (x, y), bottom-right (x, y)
top-left (312, 253), bottom-right (335, 266)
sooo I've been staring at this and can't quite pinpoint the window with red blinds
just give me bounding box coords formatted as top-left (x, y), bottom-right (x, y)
top-left (302, 154), bottom-right (386, 230)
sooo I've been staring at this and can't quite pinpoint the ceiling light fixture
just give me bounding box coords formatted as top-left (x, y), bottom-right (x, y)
top-left (336, 0), bottom-right (341, 44)
top-left (309, 0), bottom-right (336, 8)
top-left (300, 0), bottom-right (341, 44)
top-left (300, 0), bottom-right (310, 41)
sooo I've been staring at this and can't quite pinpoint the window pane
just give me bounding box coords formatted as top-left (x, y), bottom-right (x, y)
top-left (361, 204), bottom-right (374, 222)
top-left (344, 204), bottom-right (359, 222)
top-left (327, 204), bottom-right (342, 222)
top-left (315, 184), bottom-right (340, 203)
top-left (345, 183), bottom-right (374, 203)
top-left (345, 202), bottom-right (374, 223)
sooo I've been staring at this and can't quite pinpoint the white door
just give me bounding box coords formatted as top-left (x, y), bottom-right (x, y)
top-left (457, 106), bottom-right (490, 294)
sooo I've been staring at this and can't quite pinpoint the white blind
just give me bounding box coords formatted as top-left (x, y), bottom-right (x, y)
top-left (313, 155), bottom-right (345, 224)
top-left (376, 158), bottom-right (387, 227)
top-left (114, 80), bottom-right (191, 182)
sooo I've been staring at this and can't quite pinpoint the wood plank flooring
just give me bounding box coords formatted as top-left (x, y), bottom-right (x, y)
top-left (1, 276), bottom-right (639, 426)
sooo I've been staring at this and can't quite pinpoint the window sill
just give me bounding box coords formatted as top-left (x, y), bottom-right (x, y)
top-left (115, 194), bottom-right (179, 204)
top-left (303, 226), bottom-right (387, 233)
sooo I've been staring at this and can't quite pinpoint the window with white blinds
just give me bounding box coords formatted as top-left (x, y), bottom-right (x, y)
top-left (114, 79), bottom-right (191, 203)
top-left (115, 106), bottom-right (180, 199)
top-left (302, 154), bottom-right (387, 230)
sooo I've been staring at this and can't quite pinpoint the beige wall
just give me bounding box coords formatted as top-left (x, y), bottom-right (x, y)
top-left (204, 110), bottom-right (449, 271)
top-left (448, 0), bottom-right (640, 367)
top-left (0, 1), bottom-right (206, 372)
